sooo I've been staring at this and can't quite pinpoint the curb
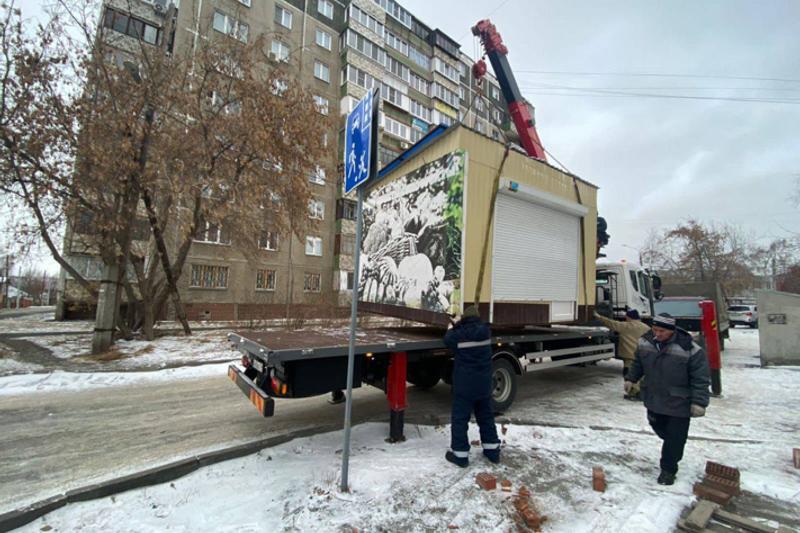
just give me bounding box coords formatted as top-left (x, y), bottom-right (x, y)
top-left (0, 425), bottom-right (338, 532)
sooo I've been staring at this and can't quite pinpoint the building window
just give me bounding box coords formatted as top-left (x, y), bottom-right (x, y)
top-left (271, 79), bottom-right (288, 96)
top-left (275, 5), bottom-right (293, 29)
top-left (408, 45), bottom-right (430, 70)
top-left (195, 220), bottom-right (231, 245)
top-left (378, 145), bottom-right (399, 167)
top-left (315, 28), bottom-right (332, 50)
top-left (409, 72), bottom-right (429, 96)
top-left (490, 84), bottom-right (500, 100)
top-left (384, 30), bottom-right (409, 56)
top-left (256, 269), bottom-right (276, 291)
top-left (344, 64), bottom-right (379, 91)
top-left (305, 236), bottom-right (323, 256)
top-left (310, 166), bottom-right (326, 185)
top-left (304, 272), bottom-right (322, 292)
top-left (318, 0), bottom-right (333, 19)
top-left (308, 199), bottom-right (325, 219)
top-left (322, 132), bottom-right (328, 147)
top-left (313, 95), bottom-right (329, 115)
top-left (341, 234), bottom-right (356, 255)
top-left (343, 29), bottom-right (386, 67)
top-left (433, 57), bottom-right (460, 83)
top-left (314, 60), bottom-right (330, 83)
top-left (349, 4), bottom-right (384, 38)
top-left (190, 264), bottom-right (229, 289)
top-left (346, 271), bottom-right (355, 290)
top-left (340, 200), bottom-right (357, 220)
top-left (372, 0), bottom-right (411, 28)
top-left (103, 8), bottom-right (160, 45)
top-left (386, 55), bottom-right (410, 84)
top-left (432, 82), bottom-right (460, 108)
top-left (270, 40), bottom-right (290, 62)
top-left (380, 83), bottom-right (408, 110)
top-left (410, 99), bottom-right (431, 122)
top-left (382, 114), bottom-right (410, 141)
top-left (259, 231), bottom-right (279, 251)
top-left (212, 10), bottom-right (248, 43)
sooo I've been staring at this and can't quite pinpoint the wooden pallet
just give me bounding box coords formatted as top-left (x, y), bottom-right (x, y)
top-left (678, 500), bottom-right (796, 533)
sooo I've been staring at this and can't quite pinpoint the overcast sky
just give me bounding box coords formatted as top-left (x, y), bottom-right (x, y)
top-left (10, 0), bottom-right (800, 272)
top-left (404, 0), bottom-right (800, 263)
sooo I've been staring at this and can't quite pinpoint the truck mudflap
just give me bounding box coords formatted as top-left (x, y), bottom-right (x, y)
top-left (228, 365), bottom-right (275, 417)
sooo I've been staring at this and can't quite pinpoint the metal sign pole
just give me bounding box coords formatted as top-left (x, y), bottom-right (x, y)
top-left (341, 186), bottom-right (364, 492)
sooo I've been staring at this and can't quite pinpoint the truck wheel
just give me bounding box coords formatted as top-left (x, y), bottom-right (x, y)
top-left (491, 358), bottom-right (517, 413)
top-left (407, 361), bottom-right (441, 390)
top-left (749, 322), bottom-right (757, 329)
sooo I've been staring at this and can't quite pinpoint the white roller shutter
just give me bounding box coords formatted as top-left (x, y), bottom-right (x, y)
top-left (492, 183), bottom-right (584, 322)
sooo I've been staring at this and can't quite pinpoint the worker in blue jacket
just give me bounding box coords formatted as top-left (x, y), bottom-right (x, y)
top-left (443, 305), bottom-right (501, 467)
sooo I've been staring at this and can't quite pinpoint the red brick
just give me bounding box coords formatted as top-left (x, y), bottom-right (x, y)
top-left (518, 486), bottom-right (531, 499)
top-left (523, 509), bottom-right (544, 529)
top-left (501, 479), bottom-right (512, 492)
top-left (793, 448), bottom-right (800, 469)
top-left (693, 482), bottom-right (733, 505)
top-left (705, 461), bottom-right (740, 482)
top-left (470, 440), bottom-right (481, 446)
top-left (447, 525), bottom-right (459, 530)
top-left (592, 467), bottom-right (606, 493)
top-left (476, 472), bottom-right (496, 491)
top-left (702, 474), bottom-right (740, 496)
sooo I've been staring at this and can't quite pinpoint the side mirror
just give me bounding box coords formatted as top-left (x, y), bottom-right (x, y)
top-left (652, 275), bottom-right (662, 291)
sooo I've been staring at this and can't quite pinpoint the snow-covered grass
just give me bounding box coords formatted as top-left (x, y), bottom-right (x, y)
top-left (0, 361), bottom-right (235, 396)
top-left (0, 310), bottom-right (93, 335)
top-left (14, 329), bottom-right (800, 532)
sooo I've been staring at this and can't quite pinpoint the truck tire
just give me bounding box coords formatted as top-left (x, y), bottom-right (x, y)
top-left (407, 360), bottom-right (441, 390)
top-left (491, 358), bottom-right (517, 413)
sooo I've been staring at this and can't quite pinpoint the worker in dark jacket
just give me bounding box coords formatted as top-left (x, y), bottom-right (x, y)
top-left (626, 314), bottom-right (711, 485)
top-left (443, 305), bottom-right (501, 467)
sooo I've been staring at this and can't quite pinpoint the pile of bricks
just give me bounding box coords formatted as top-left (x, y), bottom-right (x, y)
top-left (693, 461), bottom-right (741, 506)
top-left (473, 474), bottom-right (546, 531)
top-left (513, 485), bottom-right (546, 532)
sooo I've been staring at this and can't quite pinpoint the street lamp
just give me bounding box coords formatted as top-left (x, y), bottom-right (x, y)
top-left (620, 244), bottom-right (643, 266)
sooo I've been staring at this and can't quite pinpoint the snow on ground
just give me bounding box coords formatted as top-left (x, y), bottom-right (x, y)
top-left (0, 361), bottom-right (235, 396)
top-left (16, 328), bottom-right (800, 532)
top-left (0, 355), bottom-right (43, 374)
top-left (0, 309), bottom-right (94, 335)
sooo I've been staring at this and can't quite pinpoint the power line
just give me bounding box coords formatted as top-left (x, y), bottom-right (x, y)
top-left (514, 69), bottom-right (800, 85)
top-left (454, 0), bottom-right (515, 43)
top-left (519, 85), bottom-right (800, 105)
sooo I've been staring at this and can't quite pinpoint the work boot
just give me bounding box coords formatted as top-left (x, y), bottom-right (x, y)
top-left (445, 451), bottom-right (468, 468)
top-left (657, 470), bottom-right (676, 485)
top-left (483, 448), bottom-right (500, 464)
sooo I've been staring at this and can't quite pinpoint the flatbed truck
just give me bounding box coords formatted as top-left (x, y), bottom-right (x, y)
top-left (228, 325), bottom-right (613, 441)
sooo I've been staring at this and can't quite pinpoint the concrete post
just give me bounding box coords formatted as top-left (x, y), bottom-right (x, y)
top-left (92, 263), bottom-right (119, 354)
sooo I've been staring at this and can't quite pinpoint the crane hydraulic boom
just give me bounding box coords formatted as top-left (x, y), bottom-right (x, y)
top-left (472, 19), bottom-right (547, 161)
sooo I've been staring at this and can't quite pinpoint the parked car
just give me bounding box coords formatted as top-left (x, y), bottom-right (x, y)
top-left (654, 296), bottom-right (730, 350)
top-left (728, 304), bottom-right (758, 328)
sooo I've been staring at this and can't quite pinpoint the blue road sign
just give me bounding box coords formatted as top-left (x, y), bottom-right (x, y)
top-left (344, 90), bottom-right (375, 194)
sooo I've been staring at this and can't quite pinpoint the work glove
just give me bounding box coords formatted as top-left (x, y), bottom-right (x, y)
top-left (690, 404), bottom-right (706, 418)
top-left (624, 381), bottom-right (633, 394)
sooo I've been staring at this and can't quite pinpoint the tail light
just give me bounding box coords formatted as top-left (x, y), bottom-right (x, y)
top-left (271, 376), bottom-right (280, 393)
top-left (746, 312), bottom-right (752, 317)
top-left (241, 356), bottom-right (251, 368)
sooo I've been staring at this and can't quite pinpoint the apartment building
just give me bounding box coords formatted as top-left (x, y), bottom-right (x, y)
top-left (58, 0), bottom-right (519, 320)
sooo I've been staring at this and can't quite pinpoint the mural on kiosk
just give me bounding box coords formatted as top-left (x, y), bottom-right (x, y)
top-left (358, 150), bottom-right (465, 315)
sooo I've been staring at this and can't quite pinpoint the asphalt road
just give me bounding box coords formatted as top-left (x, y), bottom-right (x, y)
top-left (0, 362), bottom-right (619, 515)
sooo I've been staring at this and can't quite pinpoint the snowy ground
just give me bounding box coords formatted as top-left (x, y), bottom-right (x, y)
top-left (0, 312), bottom-right (408, 376)
top-left (14, 328), bottom-right (800, 532)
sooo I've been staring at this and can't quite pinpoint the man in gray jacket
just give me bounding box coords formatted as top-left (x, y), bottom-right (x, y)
top-left (625, 314), bottom-right (711, 485)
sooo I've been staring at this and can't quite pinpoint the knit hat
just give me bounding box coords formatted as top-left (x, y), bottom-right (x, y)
top-left (462, 305), bottom-right (480, 319)
top-left (652, 314), bottom-right (676, 330)
top-left (625, 309), bottom-right (641, 320)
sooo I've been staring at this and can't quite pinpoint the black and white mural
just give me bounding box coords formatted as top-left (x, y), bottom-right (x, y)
top-left (358, 150), bottom-right (465, 314)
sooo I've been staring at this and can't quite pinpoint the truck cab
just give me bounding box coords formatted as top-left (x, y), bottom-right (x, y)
top-left (596, 261), bottom-right (661, 319)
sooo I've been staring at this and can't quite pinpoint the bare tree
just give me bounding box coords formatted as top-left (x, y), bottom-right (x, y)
top-left (0, 1), bottom-right (330, 348)
top-left (640, 220), bottom-right (757, 295)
